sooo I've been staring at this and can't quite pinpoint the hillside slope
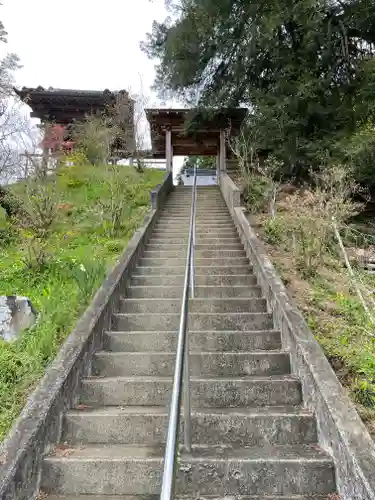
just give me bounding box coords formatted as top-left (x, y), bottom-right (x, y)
top-left (0, 164), bottom-right (164, 440)
top-left (251, 194), bottom-right (375, 440)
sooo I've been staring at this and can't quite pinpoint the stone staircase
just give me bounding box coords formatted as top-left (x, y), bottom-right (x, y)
top-left (41, 186), bottom-right (336, 499)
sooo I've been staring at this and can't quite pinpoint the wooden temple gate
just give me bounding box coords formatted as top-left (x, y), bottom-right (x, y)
top-left (145, 108), bottom-right (247, 174)
top-left (14, 86), bottom-right (135, 160)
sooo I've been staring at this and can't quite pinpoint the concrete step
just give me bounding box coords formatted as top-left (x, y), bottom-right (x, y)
top-left (165, 201), bottom-right (226, 205)
top-left (79, 375), bottom-right (301, 407)
top-left (133, 266), bottom-right (251, 276)
top-left (172, 186), bottom-right (220, 189)
top-left (148, 237), bottom-right (240, 244)
top-left (166, 193), bottom-right (222, 197)
top-left (169, 192), bottom-right (221, 195)
top-left (92, 351), bottom-right (290, 377)
top-left (169, 199), bottom-right (224, 201)
top-left (130, 274), bottom-right (257, 286)
top-left (155, 223), bottom-right (236, 230)
top-left (150, 235), bottom-right (236, 241)
top-left (138, 257), bottom-right (249, 267)
top-left (167, 193), bottom-right (221, 196)
top-left (161, 213), bottom-right (232, 218)
top-left (167, 196), bottom-right (225, 200)
top-left (178, 205), bottom-right (226, 208)
top-left (147, 240), bottom-right (240, 248)
top-left (156, 216), bottom-right (231, 221)
top-left (154, 223), bottom-right (236, 232)
top-left (162, 206), bottom-right (228, 210)
top-left (125, 285), bottom-right (262, 299)
top-left (194, 216), bottom-right (232, 219)
top-left (169, 194), bottom-right (221, 197)
top-left (159, 212), bottom-right (231, 217)
top-left (150, 234), bottom-right (239, 241)
top-left (164, 196), bottom-right (223, 201)
top-left (146, 242), bottom-right (244, 250)
top-left (168, 192), bottom-right (222, 196)
top-left (62, 405), bottom-right (316, 446)
top-left (140, 253), bottom-right (247, 263)
top-left (143, 249), bottom-right (246, 258)
top-left (157, 217), bottom-right (233, 222)
top-left (119, 298), bottom-right (266, 314)
top-left (165, 205), bottom-right (228, 211)
top-left (161, 214), bottom-right (233, 224)
top-left (171, 189), bottom-right (221, 192)
top-left (151, 232), bottom-right (238, 238)
top-left (168, 196), bottom-right (222, 200)
top-left (42, 444), bottom-right (334, 496)
top-left (166, 198), bottom-right (225, 201)
top-left (104, 330), bottom-right (281, 352)
top-left (160, 216), bottom-right (231, 221)
top-left (151, 231), bottom-right (237, 237)
top-left (167, 194), bottom-right (223, 197)
top-left (44, 495), bottom-right (334, 500)
top-left (161, 211), bottom-right (230, 216)
top-left (170, 189), bottom-right (221, 192)
top-left (152, 229), bottom-right (238, 236)
top-left (151, 230), bottom-right (237, 236)
top-left (166, 200), bottom-right (224, 203)
top-left (162, 206), bottom-right (229, 210)
top-left (164, 208), bottom-right (229, 211)
top-left (167, 198), bottom-right (224, 201)
top-left (165, 201), bottom-right (226, 206)
top-left (112, 312), bottom-right (273, 332)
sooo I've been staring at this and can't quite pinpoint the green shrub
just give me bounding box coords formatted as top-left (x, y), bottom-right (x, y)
top-left (70, 260), bottom-right (107, 301)
top-left (264, 217), bottom-right (285, 245)
top-left (66, 177), bottom-right (85, 189)
top-left (105, 240), bottom-right (124, 253)
top-left (0, 222), bottom-right (18, 247)
top-left (242, 174), bottom-right (270, 213)
top-left (353, 379), bottom-right (375, 408)
top-left (344, 125), bottom-right (375, 192)
top-left (64, 151), bottom-right (89, 166)
top-left (57, 167), bottom-right (86, 189)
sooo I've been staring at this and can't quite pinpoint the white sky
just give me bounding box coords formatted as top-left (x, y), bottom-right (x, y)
top-left (1, 0), bottom-right (184, 176)
top-left (2, 0), bottom-right (167, 99)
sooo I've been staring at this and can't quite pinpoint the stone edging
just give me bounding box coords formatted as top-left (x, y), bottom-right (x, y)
top-left (219, 171), bottom-right (375, 500)
top-left (0, 172), bottom-right (173, 500)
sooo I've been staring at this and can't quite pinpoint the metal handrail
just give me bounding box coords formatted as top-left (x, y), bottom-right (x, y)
top-left (159, 165), bottom-right (197, 500)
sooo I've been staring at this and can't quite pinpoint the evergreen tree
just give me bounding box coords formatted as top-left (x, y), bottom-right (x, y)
top-left (182, 155), bottom-right (216, 172)
top-left (143, 0), bottom-right (375, 177)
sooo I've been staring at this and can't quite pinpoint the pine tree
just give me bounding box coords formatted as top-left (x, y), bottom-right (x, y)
top-left (143, 0), bottom-right (375, 176)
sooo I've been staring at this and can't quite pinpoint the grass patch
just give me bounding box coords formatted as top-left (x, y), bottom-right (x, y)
top-left (253, 205), bottom-right (375, 439)
top-left (0, 164), bottom-right (164, 440)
